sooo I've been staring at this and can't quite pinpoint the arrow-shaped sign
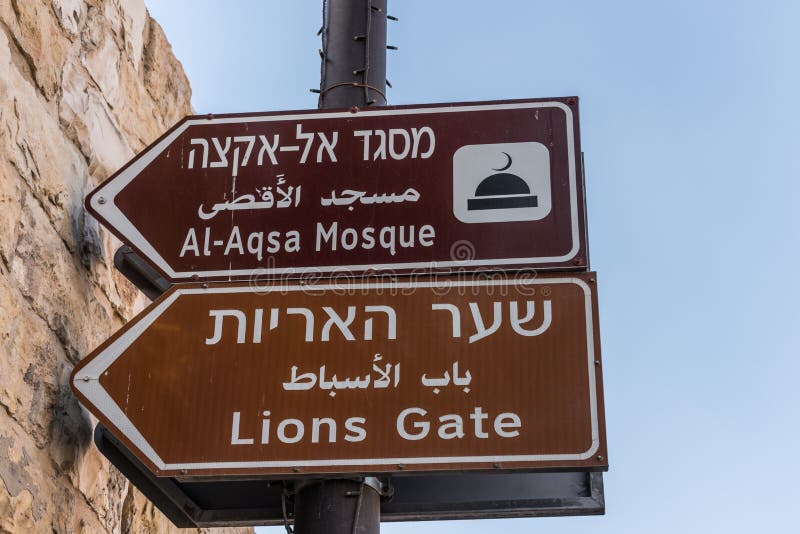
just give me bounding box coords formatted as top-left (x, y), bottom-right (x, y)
top-left (71, 274), bottom-right (606, 478)
top-left (86, 98), bottom-right (587, 282)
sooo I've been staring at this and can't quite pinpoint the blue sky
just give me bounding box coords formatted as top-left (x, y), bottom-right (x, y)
top-left (144, 1), bottom-right (800, 532)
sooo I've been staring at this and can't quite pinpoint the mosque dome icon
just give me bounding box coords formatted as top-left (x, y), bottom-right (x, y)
top-left (467, 152), bottom-right (538, 211)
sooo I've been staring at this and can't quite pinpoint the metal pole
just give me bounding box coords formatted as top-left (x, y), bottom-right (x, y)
top-left (292, 1), bottom-right (390, 533)
top-left (293, 478), bottom-right (382, 534)
top-left (317, 0), bottom-right (389, 108)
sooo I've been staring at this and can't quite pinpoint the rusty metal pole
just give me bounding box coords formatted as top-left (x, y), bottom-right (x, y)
top-left (292, 1), bottom-right (389, 533)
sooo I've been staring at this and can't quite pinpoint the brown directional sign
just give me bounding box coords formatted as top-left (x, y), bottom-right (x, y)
top-left (85, 98), bottom-right (587, 282)
top-left (71, 273), bottom-right (606, 477)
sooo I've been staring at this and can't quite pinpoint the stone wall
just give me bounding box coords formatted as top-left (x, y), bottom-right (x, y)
top-left (0, 1), bottom-right (251, 532)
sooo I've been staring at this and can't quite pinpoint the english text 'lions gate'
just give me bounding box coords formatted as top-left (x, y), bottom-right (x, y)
top-left (85, 98), bottom-right (587, 282)
top-left (70, 274), bottom-right (607, 477)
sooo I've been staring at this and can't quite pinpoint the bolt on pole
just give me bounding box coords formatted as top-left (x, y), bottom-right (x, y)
top-left (292, 1), bottom-right (390, 533)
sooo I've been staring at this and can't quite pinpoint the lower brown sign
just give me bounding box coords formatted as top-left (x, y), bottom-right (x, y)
top-left (71, 273), bottom-right (606, 477)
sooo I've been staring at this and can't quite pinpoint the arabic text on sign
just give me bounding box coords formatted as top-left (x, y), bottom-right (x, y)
top-left (282, 354), bottom-right (401, 397)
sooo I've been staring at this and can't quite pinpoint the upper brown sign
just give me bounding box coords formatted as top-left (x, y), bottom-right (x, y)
top-left (71, 273), bottom-right (606, 477)
top-left (86, 98), bottom-right (587, 282)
